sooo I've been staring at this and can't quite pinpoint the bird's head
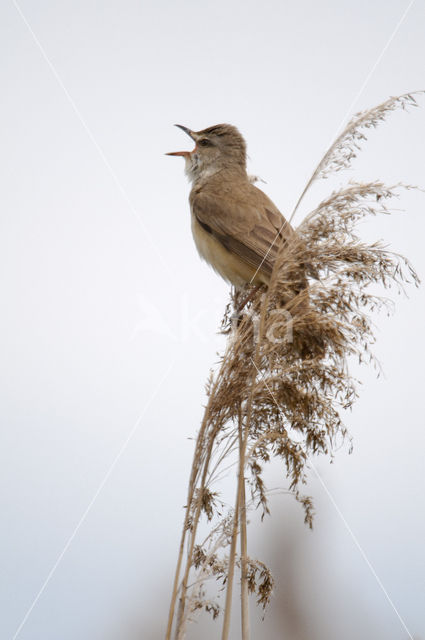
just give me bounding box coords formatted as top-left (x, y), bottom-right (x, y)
top-left (166, 124), bottom-right (247, 183)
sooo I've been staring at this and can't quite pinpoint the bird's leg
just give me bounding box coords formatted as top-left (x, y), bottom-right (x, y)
top-left (231, 285), bottom-right (262, 327)
top-left (237, 285), bottom-right (261, 312)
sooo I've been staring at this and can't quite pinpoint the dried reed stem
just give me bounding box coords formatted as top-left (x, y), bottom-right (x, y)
top-left (222, 283), bottom-right (273, 638)
top-left (166, 358), bottom-right (230, 640)
top-left (238, 405), bottom-right (250, 640)
top-left (166, 91), bottom-right (422, 640)
top-left (175, 419), bottom-right (222, 639)
top-left (220, 456), bottom-right (242, 640)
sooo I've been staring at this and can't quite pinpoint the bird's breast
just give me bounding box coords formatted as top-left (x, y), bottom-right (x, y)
top-left (190, 209), bottom-right (266, 287)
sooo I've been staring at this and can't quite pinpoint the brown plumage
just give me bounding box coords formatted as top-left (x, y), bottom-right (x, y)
top-left (167, 123), bottom-right (301, 293)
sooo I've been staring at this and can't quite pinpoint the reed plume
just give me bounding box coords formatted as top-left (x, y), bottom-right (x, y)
top-left (165, 92), bottom-right (422, 640)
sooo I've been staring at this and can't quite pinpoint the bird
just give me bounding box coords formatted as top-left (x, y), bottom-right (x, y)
top-left (166, 124), bottom-right (304, 303)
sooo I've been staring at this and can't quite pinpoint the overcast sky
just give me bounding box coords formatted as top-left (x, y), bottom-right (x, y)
top-left (1, 1), bottom-right (424, 639)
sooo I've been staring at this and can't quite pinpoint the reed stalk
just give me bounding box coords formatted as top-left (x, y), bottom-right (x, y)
top-left (166, 92), bottom-right (422, 639)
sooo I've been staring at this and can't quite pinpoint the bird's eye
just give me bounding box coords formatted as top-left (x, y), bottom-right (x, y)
top-left (199, 139), bottom-right (210, 147)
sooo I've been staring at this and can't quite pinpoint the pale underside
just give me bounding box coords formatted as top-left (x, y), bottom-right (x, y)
top-left (191, 212), bottom-right (268, 287)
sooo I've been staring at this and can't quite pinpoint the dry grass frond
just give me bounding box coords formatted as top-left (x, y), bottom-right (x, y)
top-left (165, 93), bottom-right (423, 640)
top-left (291, 92), bottom-right (423, 220)
top-left (317, 93), bottom-right (421, 179)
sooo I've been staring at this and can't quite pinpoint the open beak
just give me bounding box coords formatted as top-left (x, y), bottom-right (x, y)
top-left (166, 124), bottom-right (196, 157)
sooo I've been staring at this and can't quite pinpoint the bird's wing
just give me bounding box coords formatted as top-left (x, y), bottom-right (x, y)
top-left (190, 182), bottom-right (293, 277)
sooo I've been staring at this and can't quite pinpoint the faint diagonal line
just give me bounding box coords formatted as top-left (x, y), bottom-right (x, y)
top-left (11, 361), bottom-right (175, 640)
top-left (249, 356), bottom-right (414, 640)
top-left (249, 0), bottom-right (416, 286)
top-left (11, 0), bottom-right (174, 279)
top-left (289, 0), bottom-right (417, 224)
top-left (248, 221), bottom-right (284, 285)
top-left (310, 464), bottom-right (414, 640)
top-left (327, 0), bottom-right (417, 152)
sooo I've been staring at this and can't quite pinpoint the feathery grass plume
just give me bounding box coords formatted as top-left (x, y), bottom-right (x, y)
top-left (165, 92), bottom-right (422, 640)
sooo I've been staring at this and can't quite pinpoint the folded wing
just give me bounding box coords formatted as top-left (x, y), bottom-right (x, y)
top-left (190, 182), bottom-right (293, 280)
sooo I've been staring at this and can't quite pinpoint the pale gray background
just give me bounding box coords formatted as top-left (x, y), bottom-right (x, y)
top-left (1, 1), bottom-right (424, 639)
